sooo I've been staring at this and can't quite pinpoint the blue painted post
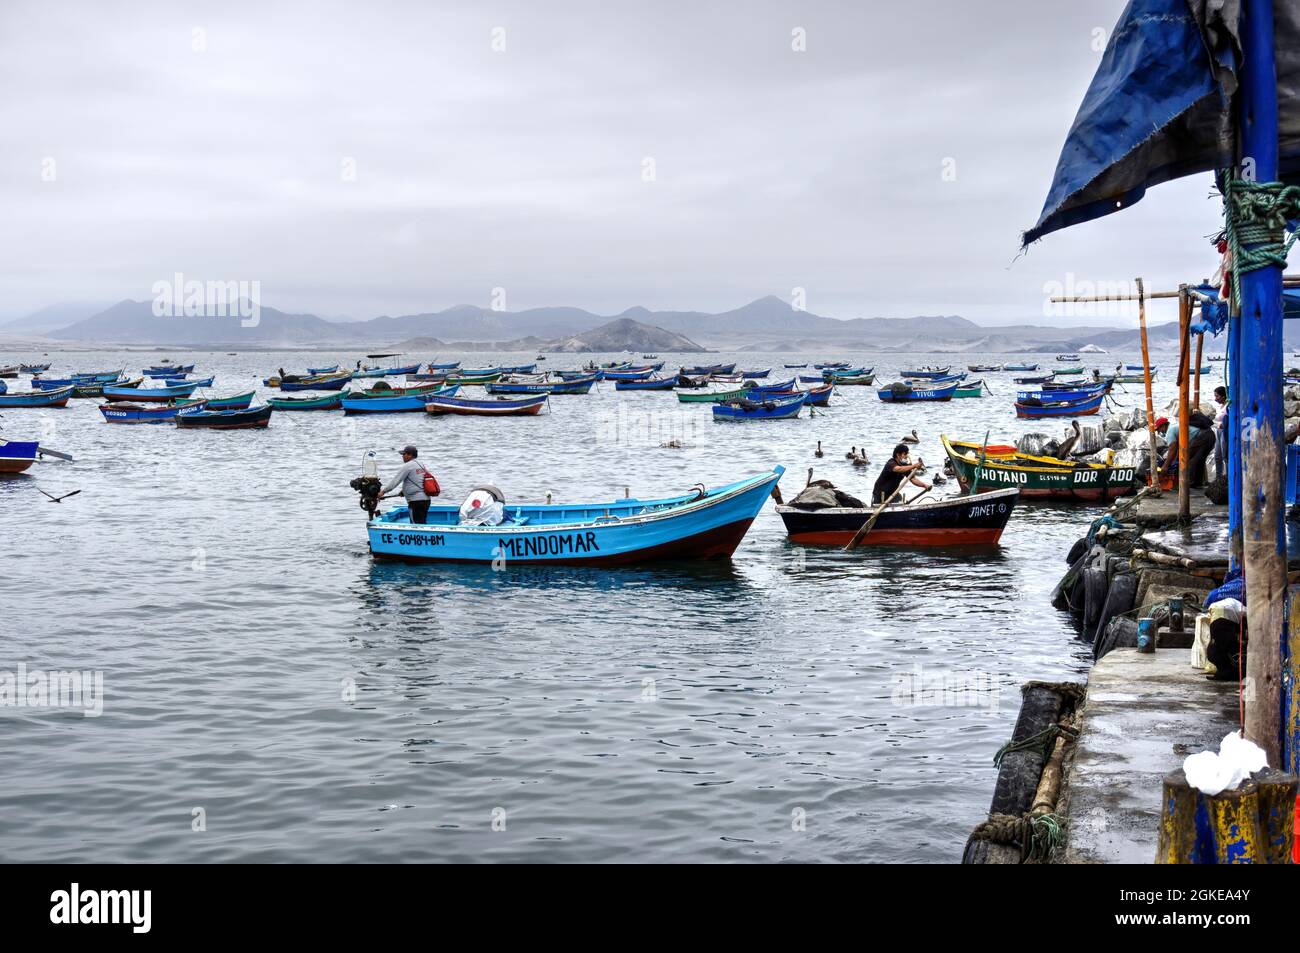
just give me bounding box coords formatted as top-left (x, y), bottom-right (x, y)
top-left (1237, 0), bottom-right (1286, 767)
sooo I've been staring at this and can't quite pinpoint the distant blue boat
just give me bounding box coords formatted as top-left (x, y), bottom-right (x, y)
top-left (99, 400), bottom-right (207, 424)
top-left (741, 369), bottom-right (771, 379)
top-left (899, 367), bottom-right (952, 379)
top-left (877, 381), bottom-right (958, 402)
top-left (165, 375), bottom-right (214, 387)
top-left (748, 377), bottom-right (798, 394)
top-left (614, 376), bottom-right (677, 391)
top-left (1014, 374), bottom-right (1054, 385)
top-left (1014, 392), bottom-right (1106, 419)
top-left (1004, 363), bottom-right (1040, 372)
top-left (102, 382), bottom-right (198, 402)
top-left (802, 383), bottom-right (834, 406)
top-left (0, 385), bottom-right (74, 408)
top-left (712, 392), bottom-right (806, 420)
top-left (603, 368), bottom-right (656, 381)
top-left (428, 361), bottom-right (461, 370)
top-left (500, 364), bottom-right (537, 374)
top-left (1017, 384), bottom-right (1107, 402)
top-left (307, 364), bottom-right (340, 375)
top-left (143, 363), bottom-right (194, 375)
top-left (366, 467), bottom-right (784, 566)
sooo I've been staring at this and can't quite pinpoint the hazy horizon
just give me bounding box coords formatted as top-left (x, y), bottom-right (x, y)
top-left (1, 0), bottom-right (1217, 329)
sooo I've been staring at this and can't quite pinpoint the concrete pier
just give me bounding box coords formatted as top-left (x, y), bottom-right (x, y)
top-left (1058, 649), bottom-right (1238, 864)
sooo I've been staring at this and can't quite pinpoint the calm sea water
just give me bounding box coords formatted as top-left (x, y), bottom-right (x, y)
top-left (0, 350), bottom-right (1194, 862)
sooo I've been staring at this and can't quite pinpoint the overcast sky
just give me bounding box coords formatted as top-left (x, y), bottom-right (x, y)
top-left (0, 0), bottom-right (1222, 327)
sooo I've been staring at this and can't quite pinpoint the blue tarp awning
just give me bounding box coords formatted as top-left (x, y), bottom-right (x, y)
top-left (1024, 0), bottom-right (1300, 246)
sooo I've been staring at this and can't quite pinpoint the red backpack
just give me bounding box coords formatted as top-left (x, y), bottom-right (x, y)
top-left (417, 464), bottom-right (441, 497)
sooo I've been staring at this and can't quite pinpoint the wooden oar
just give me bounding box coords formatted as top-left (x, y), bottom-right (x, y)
top-left (842, 478), bottom-right (908, 551)
top-left (36, 445), bottom-right (73, 461)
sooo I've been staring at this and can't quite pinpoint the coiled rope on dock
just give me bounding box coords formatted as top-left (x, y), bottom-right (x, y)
top-left (968, 812), bottom-right (1068, 862)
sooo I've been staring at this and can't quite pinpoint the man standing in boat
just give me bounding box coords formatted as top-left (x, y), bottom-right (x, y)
top-left (377, 445), bottom-right (432, 524)
top-left (872, 443), bottom-right (931, 504)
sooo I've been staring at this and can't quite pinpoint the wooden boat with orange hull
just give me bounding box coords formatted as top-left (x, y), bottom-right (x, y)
top-left (776, 487), bottom-right (1019, 547)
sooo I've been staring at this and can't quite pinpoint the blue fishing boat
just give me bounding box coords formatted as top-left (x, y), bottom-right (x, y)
top-left (71, 377), bottom-right (142, 398)
top-left (682, 363), bottom-right (736, 376)
top-left (99, 400), bottom-right (208, 423)
top-left (799, 374), bottom-right (827, 383)
top-left (802, 382), bottom-right (834, 406)
top-left (784, 363), bottom-right (808, 368)
top-left (0, 439), bottom-right (41, 473)
top-left (547, 375), bottom-right (598, 395)
top-left (428, 361), bottom-right (461, 370)
top-left (603, 368), bottom-right (656, 381)
top-left (1017, 383), bottom-right (1107, 402)
top-left (176, 404), bottom-right (274, 429)
top-left (500, 364), bottom-right (537, 374)
top-left (165, 375), bottom-right (214, 388)
top-left (1124, 364), bottom-right (1153, 371)
top-left (1014, 373), bottom-right (1054, 385)
top-left (144, 363), bottom-right (194, 375)
top-left (424, 393), bottom-right (548, 416)
top-left (0, 385), bottom-right (74, 408)
top-left (307, 364), bottom-right (340, 375)
top-left (363, 467), bottom-right (784, 566)
top-left (877, 381), bottom-right (958, 402)
top-left (19, 363), bottom-right (51, 373)
top-left (614, 376), bottom-right (678, 391)
top-left (824, 365), bottom-right (874, 379)
top-left (102, 382), bottom-right (199, 402)
top-left (406, 372), bottom-right (451, 382)
top-left (904, 372), bottom-right (965, 386)
top-left (712, 392), bottom-right (806, 420)
top-left (899, 366), bottom-right (952, 379)
top-left (342, 385), bottom-right (459, 414)
top-left (458, 366), bottom-right (505, 377)
top-left (814, 361), bottom-right (850, 370)
top-left (741, 369), bottom-right (771, 379)
top-left (557, 368), bottom-right (603, 381)
top-left (1014, 392), bottom-right (1106, 419)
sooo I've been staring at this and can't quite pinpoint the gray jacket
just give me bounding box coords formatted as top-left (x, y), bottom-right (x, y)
top-left (382, 460), bottom-right (429, 502)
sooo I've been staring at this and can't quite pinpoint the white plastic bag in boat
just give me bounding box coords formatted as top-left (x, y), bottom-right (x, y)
top-left (1183, 730), bottom-right (1268, 796)
top-left (459, 486), bottom-right (505, 526)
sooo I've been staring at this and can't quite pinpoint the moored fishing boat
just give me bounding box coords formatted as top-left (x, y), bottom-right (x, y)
top-left (19, 363), bottom-right (51, 373)
top-left (278, 372), bottom-right (352, 391)
top-left (102, 382), bottom-right (198, 402)
top-left (143, 363), bottom-right (194, 375)
top-left (424, 393), bottom-right (548, 416)
top-left (72, 376), bottom-right (143, 398)
top-left (1013, 373), bottom-right (1054, 384)
top-left (942, 436), bottom-right (1139, 501)
top-left (784, 362), bottom-right (808, 368)
top-left (968, 363), bottom-right (1002, 372)
top-left (0, 385), bottom-right (74, 408)
top-left (826, 372), bottom-right (875, 385)
top-left (1053, 365), bottom-right (1085, 375)
top-left (446, 372), bottom-right (502, 385)
top-left (776, 485), bottom-right (1019, 547)
top-left (712, 391), bottom-right (806, 420)
top-left (1004, 362), bottom-right (1040, 372)
top-left (682, 362), bottom-right (736, 376)
top-left (165, 375), bottom-right (214, 387)
top-left (204, 391), bottom-right (256, 410)
top-left (602, 367), bottom-right (656, 381)
top-left (1013, 391), bottom-right (1106, 418)
top-left (1114, 369), bottom-right (1158, 384)
top-left (175, 404), bottom-right (274, 429)
top-left (877, 380), bottom-right (958, 402)
top-left (0, 440), bottom-right (41, 473)
top-left (676, 385), bottom-right (755, 403)
top-left (954, 379), bottom-right (985, 398)
top-left (1017, 383), bottom-right (1106, 402)
top-left (267, 392), bottom-right (345, 411)
top-left (361, 466), bottom-right (785, 565)
top-left (741, 369), bottom-right (771, 379)
top-left (899, 366), bottom-right (952, 379)
top-left (99, 399), bottom-right (208, 423)
top-left (1056, 353), bottom-right (1079, 362)
top-left (614, 375), bottom-right (678, 391)
top-left (307, 364), bottom-right (340, 375)
top-left (428, 361), bottom-right (461, 370)
top-left (0, 366), bottom-right (18, 378)
top-left (341, 385), bottom-right (459, 414)
top-left (801, 382), bottom-right (834, 406)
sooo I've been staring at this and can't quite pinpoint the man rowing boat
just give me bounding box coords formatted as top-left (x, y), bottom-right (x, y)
top-left (872, 443), bottom-right (931, 504)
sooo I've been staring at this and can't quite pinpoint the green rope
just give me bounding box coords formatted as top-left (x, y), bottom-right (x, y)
top-left (1027, 812), bottom-right (1068, 861)
top-left (1223, 177), bottom-right (1300, 314)
top-left (993, 722), bottom-right (1078, 767)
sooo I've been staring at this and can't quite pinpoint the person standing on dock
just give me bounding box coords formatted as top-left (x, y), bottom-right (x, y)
top-left (377, 445), bottom-right (432, 524)
top-left (872, 443), bottom-right (930, 504)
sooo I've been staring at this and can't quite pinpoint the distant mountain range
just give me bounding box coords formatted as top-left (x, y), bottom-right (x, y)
top-left (0, 294), bottom-right (1242, 352)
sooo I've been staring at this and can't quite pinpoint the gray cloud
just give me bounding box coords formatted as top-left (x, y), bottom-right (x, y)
top-left (0, 0), bottom-right (1218, 328)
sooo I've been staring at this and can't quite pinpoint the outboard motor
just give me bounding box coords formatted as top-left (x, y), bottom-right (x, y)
top-left (350, 450), bottom-right (382, 518)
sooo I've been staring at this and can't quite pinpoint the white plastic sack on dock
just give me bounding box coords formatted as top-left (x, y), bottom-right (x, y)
top-left (1182, 731), bottom-right (1268, 796)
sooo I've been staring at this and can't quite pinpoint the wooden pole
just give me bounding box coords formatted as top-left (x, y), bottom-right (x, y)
top-left (1239, 0), bottom-right (1285, 767)
top-left (843, 477), bottom-right (907, 551)
top-left (1193, 332), bottom-right (1205, 408)
top-left (1178, 286), bottom-right (1192, 521)
top-left (1137, 278), bottom-right (1161, 492)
